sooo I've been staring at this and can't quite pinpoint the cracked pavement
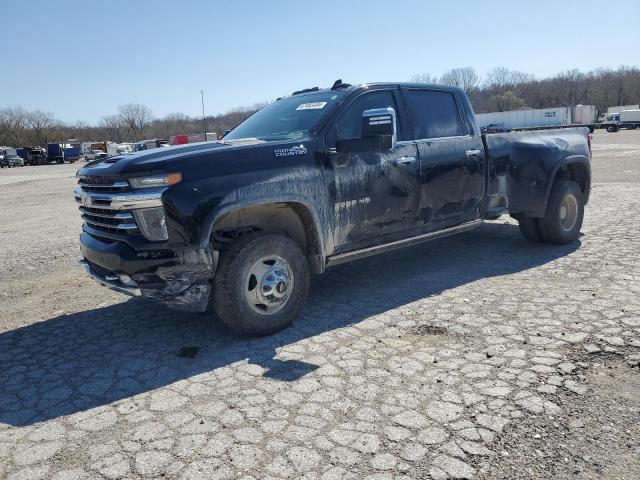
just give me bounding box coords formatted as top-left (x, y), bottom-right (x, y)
top-left (1, 130), bottom-right (639, 479)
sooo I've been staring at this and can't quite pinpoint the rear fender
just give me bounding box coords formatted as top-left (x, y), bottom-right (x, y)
top-left (540, 155), bottom-right (591, 215)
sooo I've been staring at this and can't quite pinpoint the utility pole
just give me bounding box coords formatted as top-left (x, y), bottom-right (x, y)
top-left (201, 90), bottom-right (207, 141)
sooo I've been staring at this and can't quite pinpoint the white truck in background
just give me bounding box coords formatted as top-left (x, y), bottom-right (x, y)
top-left (620, 110), bottom-right (640, 130)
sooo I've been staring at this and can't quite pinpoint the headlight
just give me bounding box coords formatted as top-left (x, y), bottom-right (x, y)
top-left (133, 207), bottom-right (168, 241)
top-left (129, 172), bottom-right (182, 189)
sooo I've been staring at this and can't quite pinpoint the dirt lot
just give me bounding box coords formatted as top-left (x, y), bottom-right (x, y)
top-left (1, 129), bottom-right (639, 479)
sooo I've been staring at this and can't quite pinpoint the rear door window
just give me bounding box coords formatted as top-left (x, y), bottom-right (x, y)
top-left (404, 90), bottom-right (466, 140)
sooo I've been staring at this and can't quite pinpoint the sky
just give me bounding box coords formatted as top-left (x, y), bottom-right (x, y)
top-left (2, 0), bottom-right (639, 124)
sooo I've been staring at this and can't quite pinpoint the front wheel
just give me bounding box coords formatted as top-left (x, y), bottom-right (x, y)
top-left (212, 233), bottom-right (310, 336)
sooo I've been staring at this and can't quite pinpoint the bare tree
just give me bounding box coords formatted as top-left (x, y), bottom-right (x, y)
top-left (0, 107), bottom-right (29, 146)
top-left (487, 91), bottom-right (528, 112)
top-left (410, 73), bottom-right (438, 84)
top-left (99, 115), bottom-right (126, 143)
top-left (153, 113), bottom-right (191, 139)
top-left (117, 103), bottom-right (153, 141)
top-left (440, 67), bottom-right (480, 94)
top-left (26, 110), bottom-right (56, 146)
top-left (484, 67), bottom-right (534, 97)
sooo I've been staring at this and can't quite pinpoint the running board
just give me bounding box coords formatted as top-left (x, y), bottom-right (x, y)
top-left (326, 219), bottom-right (483, 268)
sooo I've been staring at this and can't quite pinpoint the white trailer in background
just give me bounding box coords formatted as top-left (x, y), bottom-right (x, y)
top-left (476, 107), bottom-right (572, 130)
top-left (476, 105), bottom-right (598, 132)
top-left (573, 105), bottom-right (598, 124)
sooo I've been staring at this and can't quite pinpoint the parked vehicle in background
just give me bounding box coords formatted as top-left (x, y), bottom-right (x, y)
top-left (84, 149), bottom-right (108, 161)
top-left (573, 104), bottom-right (598, 125)
top-left (601, 104), bottom-right (640, 132)
top-left (116, 144), bottom-right (132, 155)
top-left (170, 133), bottom-right (218, 145)
top-left (476, 107), bottom-right (572, 131)
top-left (0, 147), bottom-right (25, 167)
top-left (47, 143), bottom-right (66, 164)
top-left (64, 145), bottom-right (81, 163)
top-left (620, 110), bottom-right (640, 130)
top-left (132, 139), bottom-right (169, 152)
top-left (75, 80), bottom-right (592, 336)
top-left (601, 113), bottom-right (621, 132)
top-left (476, 105), bottom-right (597, 132)
top-left (16, 146), bottom-right (47, 165)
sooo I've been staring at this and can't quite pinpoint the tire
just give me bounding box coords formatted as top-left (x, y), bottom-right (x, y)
top-left (537, 180), bottom-right (584, 245)
top-left (518, 216), bottom-right (542, 242)
top-left (606, 125), bottom-right (616, 133)
top-left (212, 232), bottom-right (310, 336)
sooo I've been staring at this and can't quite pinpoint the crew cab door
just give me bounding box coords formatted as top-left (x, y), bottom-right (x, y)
top-left (402, 88), bottom-right (485, 229)
top-left (326, 89), bottom-right (421, 251)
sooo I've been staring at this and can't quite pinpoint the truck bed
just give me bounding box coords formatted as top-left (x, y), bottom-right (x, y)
top-left (482, 127), bottom-right (591, 218)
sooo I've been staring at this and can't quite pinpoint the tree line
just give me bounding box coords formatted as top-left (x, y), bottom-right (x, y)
top-left (412, 65), bottom-right (640, 113)
top-left (2, 66), bottom-right (639, 148)
top-left (0, 102), bottom-right (264, 148)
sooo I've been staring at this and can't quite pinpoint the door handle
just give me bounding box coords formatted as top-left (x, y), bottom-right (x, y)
top-left (466, 149), bottom-right (482, 158)
top-left (395, 156), bottom-right (416, 166)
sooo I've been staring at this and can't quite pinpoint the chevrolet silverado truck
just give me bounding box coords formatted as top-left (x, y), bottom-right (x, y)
top-left (75, 80), bottom-right (592, 336)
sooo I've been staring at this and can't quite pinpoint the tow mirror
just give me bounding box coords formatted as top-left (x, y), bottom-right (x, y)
top-left (362, 107), bottom-right (396, 141)
top-left (335, 107), bottom-right (397, 154)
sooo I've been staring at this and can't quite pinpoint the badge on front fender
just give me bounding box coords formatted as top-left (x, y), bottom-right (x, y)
top-left (274, 144), bottom-right (307, 157)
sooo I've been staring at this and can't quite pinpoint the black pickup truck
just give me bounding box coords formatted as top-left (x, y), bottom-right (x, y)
top-left (75, 81), bottom-right (592, 335)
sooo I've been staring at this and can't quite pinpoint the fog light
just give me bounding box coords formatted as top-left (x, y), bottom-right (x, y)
top-left (134, 207), bottom-right (168, 241)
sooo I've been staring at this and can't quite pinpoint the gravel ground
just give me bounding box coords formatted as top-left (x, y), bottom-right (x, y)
top-left (0, 129), bottom-right (639, 479)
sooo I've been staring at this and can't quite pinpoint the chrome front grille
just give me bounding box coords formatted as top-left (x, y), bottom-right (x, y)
top-left (76, 177), bottom-right (140, 235)
top-left (75, 176), bottom-right (166, 240)
top-left (79, 206), bottom-right (139, 234)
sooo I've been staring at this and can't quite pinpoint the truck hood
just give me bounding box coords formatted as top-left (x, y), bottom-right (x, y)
top-left (76, 139), bottom-right (268, 177)
top-left (76, 137), bottom-right (315, 181)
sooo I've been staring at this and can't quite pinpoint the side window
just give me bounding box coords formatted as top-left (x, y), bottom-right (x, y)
top-left (405, 90), bottom-right (466, 139)
top-left (327, 90), bottom-right (401, 147)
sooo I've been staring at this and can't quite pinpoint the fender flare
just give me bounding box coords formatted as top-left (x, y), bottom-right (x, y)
top-left (541, 154), bottom-right (591, 213)
top-left (198, 195), bottom-right (328, 272)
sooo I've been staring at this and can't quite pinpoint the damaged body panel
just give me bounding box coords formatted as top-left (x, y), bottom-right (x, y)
top-left (75, 82), bottom-right (591, 316)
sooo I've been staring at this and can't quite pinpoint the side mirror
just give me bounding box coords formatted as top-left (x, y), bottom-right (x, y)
top-left (362, 107), bottom-right (397, 142)
top-left (335, 107), bottom-right (397, 154)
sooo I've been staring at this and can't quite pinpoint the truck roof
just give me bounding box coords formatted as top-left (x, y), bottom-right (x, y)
top-left (288, 82), bottom-right (464, 98)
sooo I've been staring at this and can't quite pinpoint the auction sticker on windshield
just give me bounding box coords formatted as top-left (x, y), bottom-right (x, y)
top-left (296, 102), bottom-right (327, 110)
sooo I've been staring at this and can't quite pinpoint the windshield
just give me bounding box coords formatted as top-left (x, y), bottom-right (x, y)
top-left (224, 91), bottom-right (344, 142)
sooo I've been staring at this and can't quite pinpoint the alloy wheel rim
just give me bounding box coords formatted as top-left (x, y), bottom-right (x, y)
top-left (245, 255), bottom-right (294, 315)
top-left (559, 194), bottom-right (578, 231)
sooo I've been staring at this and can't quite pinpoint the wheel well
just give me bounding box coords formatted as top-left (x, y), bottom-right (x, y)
top-left (555, 162), bottom-right (589, 196)
top-left (212, 202), bottom-right (323, 273)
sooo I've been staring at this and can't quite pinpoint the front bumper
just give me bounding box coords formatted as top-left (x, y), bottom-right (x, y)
top-left (81, 259), bottom-right (140, 296)
top-left (80, 232), bottom-right (217, 312)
